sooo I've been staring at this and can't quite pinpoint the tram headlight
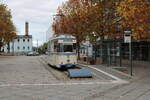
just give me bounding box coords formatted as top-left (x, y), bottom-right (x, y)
top-left (58, 40), bottom-right (63, 43)
top-left (73, 40), bottom-right (76, 43)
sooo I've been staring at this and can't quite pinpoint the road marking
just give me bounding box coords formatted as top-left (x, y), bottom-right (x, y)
top-left (93, 73), bottom-right (106, 80)
top-left (80, 64), bottom-right (129, 84)
top-left (0, 65), bottom-right (129, 87)
top-left (0, 80), bottom-right (126, 87)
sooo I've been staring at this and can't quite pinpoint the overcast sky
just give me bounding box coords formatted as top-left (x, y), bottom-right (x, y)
top-left (5, 0), bottom-right (67, 46)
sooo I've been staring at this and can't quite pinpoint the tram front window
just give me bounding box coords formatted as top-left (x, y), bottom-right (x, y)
top-left (64, 45), bottom-right (73, 52)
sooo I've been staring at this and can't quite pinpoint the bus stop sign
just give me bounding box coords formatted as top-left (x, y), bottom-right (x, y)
top-left (124, 34), bottom-right (131, 43)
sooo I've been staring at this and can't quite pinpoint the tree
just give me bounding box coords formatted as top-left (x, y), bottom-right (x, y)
top-left (117, 0), bottom-right (150, 40)
top-left (52, 0), bottom-right (124, 58)
top-left (52, 0), bottom-right (88, 59)
top-left (0, 3), bottom-right (16, 52)
top-left (52, 0), bottom-right (123, 40)
top-left (38, 42), bottom-right (48, 54)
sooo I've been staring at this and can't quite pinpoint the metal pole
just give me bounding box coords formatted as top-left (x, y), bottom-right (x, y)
top-left (37, 40), bottom-right (38, 52)
top-left (129, 40), bottom-right (133, 76)
top-left (107, 43), bottom-right (110, 66)
top-left (119, 42), bottom-right (122, 67)
top-left (124, 31), bottom-right (133, 76)
top-left (87, 45), bottom-right (89, 64)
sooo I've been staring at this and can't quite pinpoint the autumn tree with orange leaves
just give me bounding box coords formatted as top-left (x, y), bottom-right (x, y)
top-left (52, 0), bottom-right (124, 58)
top-left (0, 3), bottom-right (16, 52)
top-left (52, 0), bottom-right (103, 58)
top-left (52, 0), bottom-right (150, 57)
top-left (52, 0), bottom-right (124, 40)
top-left (117, 0), bottom-right (150, 40)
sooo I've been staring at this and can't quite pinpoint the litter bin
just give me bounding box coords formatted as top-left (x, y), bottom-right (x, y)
top-left (88, 57), bottom-right (95, 65)
top-left (83, 57), bottom-right (86, 61)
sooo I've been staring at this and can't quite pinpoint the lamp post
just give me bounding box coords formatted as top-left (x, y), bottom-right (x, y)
top-left (86, 36), bottom-right (90, 64)
top-left (93, 32), bottom-right (97, 62)
top-left (124, 31), bottom-right (133, 76)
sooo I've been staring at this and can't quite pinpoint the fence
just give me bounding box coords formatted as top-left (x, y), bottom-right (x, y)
top-left (93, 40), bottom-right (150, 67)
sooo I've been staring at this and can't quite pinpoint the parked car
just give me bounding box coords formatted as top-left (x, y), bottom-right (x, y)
top-left (27, 51), bottom-right (39, 56)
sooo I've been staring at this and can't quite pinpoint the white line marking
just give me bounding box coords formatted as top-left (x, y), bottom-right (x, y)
top-left (0, 80), bottom-right (126, 87)
top-left (87, 66), bottom-right (121, 80)
top-left (80, 64), bottom-right (129, 84)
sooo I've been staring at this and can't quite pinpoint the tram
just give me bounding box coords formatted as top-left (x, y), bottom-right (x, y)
top-left (47, 34), bottom-right (77, 69)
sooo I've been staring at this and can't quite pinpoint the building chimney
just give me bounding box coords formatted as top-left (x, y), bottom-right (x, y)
top-left (25, 22), bottom-right (29, 36)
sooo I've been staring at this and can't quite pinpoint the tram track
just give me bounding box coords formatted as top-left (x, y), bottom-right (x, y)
top-left (39, 57), bottom-right (67, 80)
top-left (39, 57), bottom-right (93, 81)
top-left (40, 56), bottom-right (113, 81)
top-left (40, 56), bottom-right (124, 81)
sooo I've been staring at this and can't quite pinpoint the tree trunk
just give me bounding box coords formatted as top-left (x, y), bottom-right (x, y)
top-left (0, 40), bottom-right (2, 53)
top-left (7, 43), bottom-right (10, 53)
top-left (0, 46), bottom-right (1, 54)
top-left (77, 41), bottom-right (80, 60)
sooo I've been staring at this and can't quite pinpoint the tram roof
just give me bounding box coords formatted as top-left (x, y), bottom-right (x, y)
top-left (49, 34), bottom-right (76, 41)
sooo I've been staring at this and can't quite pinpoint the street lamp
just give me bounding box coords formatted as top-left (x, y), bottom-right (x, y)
top-left (124, 31), bottom-right (133, 76)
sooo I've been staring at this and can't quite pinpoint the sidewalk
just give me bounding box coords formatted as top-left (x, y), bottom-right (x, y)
top-left (78, 61), bottom-right (150, 100)
top-left (78, 61), bottom-right (132, 81)
top-left (79, 59), bottom-right (150, 80)
top-left (121, 60), bottom-right (150, 79)
top-left (0, 53), bottom-right (13, 56)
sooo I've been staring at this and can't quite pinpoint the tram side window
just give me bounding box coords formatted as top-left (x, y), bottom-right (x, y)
top-left (73, 43), bottom-right (76, 49)
top-left (53, 44), bottom-right (63, 52)
top-left (49, 43), bottom-right (52, 52)
top-left (73, 43), bottom-right (76, 52)
top-left (54, 44), bottom-right (57, 52)
top-left (57, 44), bottom-right (63, 52)
top-left (64, 45), bottom-right (73, 52)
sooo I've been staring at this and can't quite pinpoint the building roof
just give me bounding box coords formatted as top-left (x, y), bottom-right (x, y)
top-left (49, 34), bottom-right (75, 41)
top-left (14, 35), bottom-right (32, 39)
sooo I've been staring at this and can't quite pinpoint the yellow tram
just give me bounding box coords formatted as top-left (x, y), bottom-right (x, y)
top-left (47, 34), bottom-right (77, 69)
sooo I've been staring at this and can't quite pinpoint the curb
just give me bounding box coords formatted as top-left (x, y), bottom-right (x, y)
top-left (78, 63), bottom-right (133, 79)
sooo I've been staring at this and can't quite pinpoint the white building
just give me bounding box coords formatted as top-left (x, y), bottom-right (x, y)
top-left (2, 22), bottom-right (33, 54)
top-left (80, 40), bottom-right (93, 58)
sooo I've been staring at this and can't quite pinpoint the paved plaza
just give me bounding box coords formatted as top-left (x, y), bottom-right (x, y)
top-left (0, 56), bottom-right (149, 100)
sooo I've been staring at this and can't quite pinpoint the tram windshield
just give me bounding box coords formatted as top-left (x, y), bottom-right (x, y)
top-left (64, 45), bottom-right (73, 52)
top-left (64, 43), bottom-right (76, 52)
top-left (54, 43), bottom-right (76, 52)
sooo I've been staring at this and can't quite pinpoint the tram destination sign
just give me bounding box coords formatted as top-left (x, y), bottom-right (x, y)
top-left (58, 39), bottom-right (76, 43)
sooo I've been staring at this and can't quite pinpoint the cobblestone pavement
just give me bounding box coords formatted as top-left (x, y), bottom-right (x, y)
top-left (0, 56), bottom-right (129, 100)
top-left (0, 56), bottom-right (56, 84)
top-left (82, 65), bottom-right (150, 100)
top-left (87, 75), bottom-right (150, 100)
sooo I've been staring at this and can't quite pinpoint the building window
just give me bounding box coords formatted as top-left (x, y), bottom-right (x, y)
top-left (28, 46), bottom-right (30, 50)
top-left (83, 50), bottom-right (85, 54)
top-left (28, 39), bottom-right (30, 42)
top-left (23, 46), bottom-right (25, 50)
top-left (18, 39), bottom-right (20, 42)
top-left (17, 46), bottom-right (20, 50)
top-left (80, 50), bottom-right (82, 54)
top-left (23, 39), bottom-right (25, 42)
